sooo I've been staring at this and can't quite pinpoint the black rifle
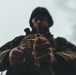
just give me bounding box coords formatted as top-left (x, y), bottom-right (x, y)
top-left (24, 28), bottom-right (56, 75)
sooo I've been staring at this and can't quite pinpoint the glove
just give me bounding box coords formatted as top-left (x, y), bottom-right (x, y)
top-left (32, 37), bottom-right (57, 67)
top-left (9, 45), bottom-right (26, 66)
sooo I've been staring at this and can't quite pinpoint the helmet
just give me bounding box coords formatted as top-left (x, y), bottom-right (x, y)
top-left (29, 7), bottom-right (54, 28)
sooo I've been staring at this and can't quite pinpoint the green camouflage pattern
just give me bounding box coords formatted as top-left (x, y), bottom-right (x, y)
top-left (0, 34), bottom-right (76, 75)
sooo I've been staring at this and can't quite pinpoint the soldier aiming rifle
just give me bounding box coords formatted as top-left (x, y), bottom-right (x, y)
top-left (0, 7), bottom-right (76, 75)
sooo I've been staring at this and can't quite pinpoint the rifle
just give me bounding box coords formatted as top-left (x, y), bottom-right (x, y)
top-left (24, 28), bottom-right (56, 75)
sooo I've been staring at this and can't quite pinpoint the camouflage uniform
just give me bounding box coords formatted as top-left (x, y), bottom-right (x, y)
top-left (0, 32), bottom-right (76, 75)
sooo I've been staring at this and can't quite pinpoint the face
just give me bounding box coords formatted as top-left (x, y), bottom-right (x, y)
top-left (32, 16), bottom-right (49, 31)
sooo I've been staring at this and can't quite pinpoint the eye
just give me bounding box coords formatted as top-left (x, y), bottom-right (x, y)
top-left (32, 18), bottom-right (38, 23)
top-left (32, 17), bottom-right (48, 23)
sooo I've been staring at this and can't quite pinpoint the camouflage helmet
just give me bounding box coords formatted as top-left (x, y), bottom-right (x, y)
top-left (29, 7), bottom-right (54, 28)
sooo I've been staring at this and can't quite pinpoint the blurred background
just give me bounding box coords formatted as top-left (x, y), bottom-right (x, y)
top-left (0, 0), bottom-right (76, 75)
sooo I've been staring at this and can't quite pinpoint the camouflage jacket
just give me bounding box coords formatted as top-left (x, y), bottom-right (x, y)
top-left (0, 33), bottom-right (76, 75)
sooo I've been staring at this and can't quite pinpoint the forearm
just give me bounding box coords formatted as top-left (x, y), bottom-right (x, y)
top-left (0, 49), bottom-right (11, 71)
top-left (55, 51), bottom-right (76, 63)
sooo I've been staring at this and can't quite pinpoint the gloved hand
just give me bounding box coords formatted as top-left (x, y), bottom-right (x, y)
top-left (9, 45), bottom-right (26, 66)
top-left (32, 37), bottom-right (57, 67)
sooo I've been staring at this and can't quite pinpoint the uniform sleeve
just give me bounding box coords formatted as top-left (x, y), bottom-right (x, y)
top-left (0, 35), bottom-right (24, 71)
top-left (55, 37), bottom-right (76, 63)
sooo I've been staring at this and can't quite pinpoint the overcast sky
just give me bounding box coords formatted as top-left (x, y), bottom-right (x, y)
top-left (0, 0), bottom-right (76, 74)
top-left (0, 0), bottom-right (76, 46)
